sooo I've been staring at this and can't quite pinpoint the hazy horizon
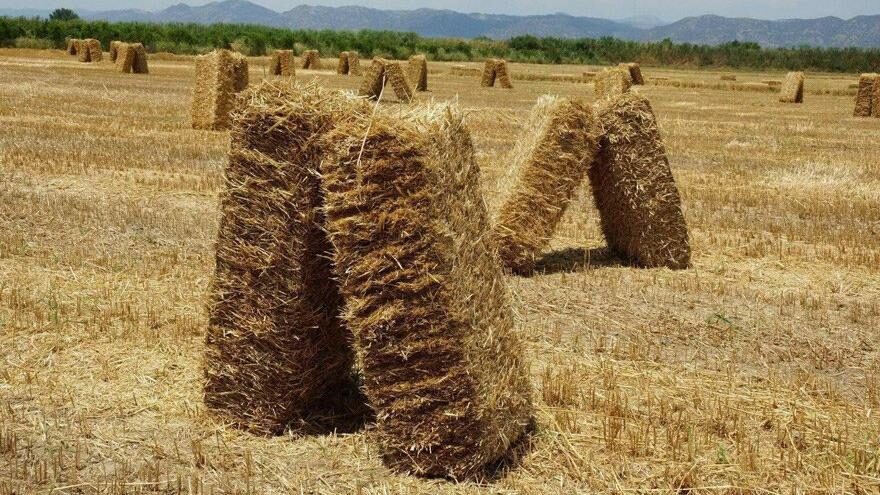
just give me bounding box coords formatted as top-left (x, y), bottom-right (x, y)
top-left (1, 0), bottom-right (879, 22)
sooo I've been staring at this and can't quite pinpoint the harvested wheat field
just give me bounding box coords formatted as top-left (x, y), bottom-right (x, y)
top-left (2, 48), bottom-right (880, 494)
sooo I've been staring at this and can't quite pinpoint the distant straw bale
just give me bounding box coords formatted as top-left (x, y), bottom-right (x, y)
top-left (132, 43), bottom-right (149, 73)
top-left (269, 50), bottom-right (295, 77)
top-left (357, 58), bottom-right (413, 102)
top-left (779, 71), bottom-right (805, 103)
top-left (451, 65), bottom-right (481, 77)
top-left (336, 51), bottom-right (349, 74)
top-left (346, 51), bottom-right (360, 75)
top-left (191, 49), bottom-right (249, 130)
top-left (407, 54), bottom-right (428, 91)
top-left (301, 50), bottom-right (321, 70)
top-left (322, 102), bottom-right (533, 479)
top-left (204, 81), bottom-right (359, 436)
top-left (481, 59), bottom-right (513, 89)
top-left (492, 96), bottom-right (602, 274)
top-left (619, 62), bottom-right (644, 85)
top-left (854, 73), bottom-right (877, 117)
top-left (872, 74), bottom-right (880, 118)
top-left (77, 38), bottom-right (101, 63)
top-left (591, 92), bottom-right (690, 269)
top-left (720, 74), bottom-right (737, 81)
top-left (594, 67), bottom-right (633, 99)
top-left (115, 42), bottom-right (149, 74)
top-left (67, 38), bottom-right (80, 55)
top-left (109, 41), bottom-right (121, 62)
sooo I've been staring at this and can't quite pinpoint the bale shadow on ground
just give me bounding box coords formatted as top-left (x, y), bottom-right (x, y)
top-left (531, 246), bottom-right (623, 275)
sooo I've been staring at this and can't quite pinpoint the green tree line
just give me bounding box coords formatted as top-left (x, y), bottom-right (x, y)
top-left (2, 16), bottom-right (879, 73)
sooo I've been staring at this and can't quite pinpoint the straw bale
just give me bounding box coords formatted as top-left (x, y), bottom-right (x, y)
top-left (67, 38), bottom-right (80, 55)
top-left (84, 39), bottom-right (102, 62)
top-left (854, 73), bottom-right (877, 117)
top-left (591, 92), bottom-right (690, 269)
top-left (492, 96), bottom-right (602, 274)
top-left (779, 71), bottom-right (805, 103)
top-left (494, 59), bottom-right (513, 89)
top-left (357, 59), bottom-right (413, 102)
top-left (346, 51), bottom-right (361, 76)
top-left (407, 54), bottom-right (428, 91)
top-left (480, 59), bottom-right (497, 87)
top-left (595, 67), bottom-right (633, 99)
top-left (322, 102), bottom-right (533, 479)
top-left (451, 65), bottom-right (481, 77)
top-left (109, 40), bottom-right (121, 62)
top-left (873, 74), bottom-right (880, 118)
top-left (191, 49), bottom-right (248, 130)
top-left (269, 50), bottom-right (295, 77)
top-left (132, 43), bottom-right (149, 74)
top-left (619, 62), bottom-right (644, 85)
top-left (116, 43), bottom-right (148, 74)
top-left (77, 39), bottom-right (92, 62)
top-left (204, 81), bottom-right (359, 435)
top-left (301, 50), bottom-right (321, 70)
top-left (336, 51), bottom-right (349, 74)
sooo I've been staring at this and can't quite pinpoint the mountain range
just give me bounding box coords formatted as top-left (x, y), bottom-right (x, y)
top-left (3, 1), bottom-right (880, 48)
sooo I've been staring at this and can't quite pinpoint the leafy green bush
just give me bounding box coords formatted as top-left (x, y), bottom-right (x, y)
top-left (14, 37), bottom-right (54, 49)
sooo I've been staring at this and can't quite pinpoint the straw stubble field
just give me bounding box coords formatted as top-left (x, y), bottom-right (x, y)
top-left (1, 48), bottom-right (879, 494)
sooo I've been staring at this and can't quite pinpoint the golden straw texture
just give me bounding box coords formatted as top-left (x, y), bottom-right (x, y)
top-left (595, 67), bottom-right (633, 99)
top-left (191, 49), bottom-right (248, 130)
top-left (779, 72), bottom-right (805, 103)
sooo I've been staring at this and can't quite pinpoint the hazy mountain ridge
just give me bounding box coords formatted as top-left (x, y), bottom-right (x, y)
top-left (3, 1), bottom-right (879, 48)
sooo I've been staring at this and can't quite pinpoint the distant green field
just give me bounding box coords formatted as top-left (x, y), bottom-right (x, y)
top-left (2, 16), bottom-right (879, 72)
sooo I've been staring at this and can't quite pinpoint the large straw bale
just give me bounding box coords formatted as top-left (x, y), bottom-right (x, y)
top-left (854, 74), bottom-right (876, 117)
top-left (357, 59), bottom-right (413, 102)
top-left (191, 49), bottom-right (248, 130)
top-left (85, 39), bottom-right (102, 62)
top-left (591, 92), bottom-right (690, 269)
top-left (619, 62), bottom-right (644, 85)
top-left (301, 50), bottom-right (321, 70)
top-left (594, 67), bottom-right (633, 99)
top-left (109, 40), bottom-right (121, 62)
top-left (67, 38), bottom-right (80, 55)
top-left (269, 50), bottom-right (295, 77)
top-left (204, 81), bottom-right (359, 435)
top-left (322, 103), bottom-right (533, 479)
top-left (779, 71), bottom-right (805, 103)
top-left (407, 54), bottom-right (428, 91)
top-left (873, 74), bottom-right (880, 118)
top-left (492, 96), bottom-right (602, 274)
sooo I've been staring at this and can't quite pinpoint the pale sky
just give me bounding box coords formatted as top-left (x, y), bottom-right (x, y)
top-left (3, 0), bottom-right (879, 21)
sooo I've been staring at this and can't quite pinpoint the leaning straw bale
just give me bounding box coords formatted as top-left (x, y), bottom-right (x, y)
top-left (358, 59), bottom-right (413, 102)
top-left (84, 38), bottom-right (102, 62)
top-left (618, 62), bottom-right (644, 85)
top-left (346, 51), bottom-right (361, 75)
top-left (322, 102), bottom-right (533, 479)
top-left (492, 96), bottom-right (602, 274)
top-left (336, 51), bottom-right (350, 74)
top-left (779, 71), bottom-right (805, 103)
top-left (480, 59), bottom-right (497, 87)
top-left (591, 92), bottom-right (690, 269)
top-left (301, 50), bottom-right (321, 70)
top-left (494, 59), bottom-right (513, 89)
top-left (191, 49), bottom-right (248, 130)
top-left (67, 38), bottom-right (80, 55)
top-left (854, 75), bottom-right (876, 116)
top-left (109, 40), bottom-right (121, 62)
top-left (407, 54), bottom-right (428, 91)
top-left (872, 74), bottom-right (880, 118)
top-left (77, 39), bottom-right (92, 62)
top-left (132, 43), bottom-right (149, 73)
top-left (115, 43), bottom-right (134, 72)
top-left (358, 58), bottom-right (385, 98)
top-left (594, 67), bottom-right (633, 99)
top-left (269, 50), bottom-right (295, 76)
top-left (204, 81), bottom-right (359, 435)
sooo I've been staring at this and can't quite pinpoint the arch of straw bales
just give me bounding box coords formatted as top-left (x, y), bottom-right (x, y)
top-left (407, 54), bottom-right (428, 91)
top-left (481, 58), bottom-right (513, 89)
top-left (115, 43), bottom-right (149, 74)
top-left (358, 58), bottom-right (413, 102)
top-left (779, 71), bottom-right (805, 103)
top-left (590, 92), bottom-right (690, 269)
top-left (77, 38), bottom-right (102, 63)
top-left (191, 49), bottom-right (248, 130)
top-left (854, 74), bottom-right (878, 117)
top-left (336, 51), bottom-right (361, 76)
top-left (594, 67), bottom-right (633, 99)
top-left (66, 38), bottom-right (80, 55)
top-left (492, 96), bottom-right (602, 274)
top-left (618, 62), bottom-right (644, 85)
top-left (269, 49), bottom-right (295, 77)
top-left (301, 50), bottom-right (321, 70)
top-left (323, 101), bottom-right (532, 479)
top-left (204, 81), bottom-right (360, 436)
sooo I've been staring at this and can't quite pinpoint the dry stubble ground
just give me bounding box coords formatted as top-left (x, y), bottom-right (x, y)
top-left (1, 48), bottom-right (879, 494)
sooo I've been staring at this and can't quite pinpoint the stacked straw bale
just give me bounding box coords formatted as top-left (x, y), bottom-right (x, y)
top-left (594, 67), bottom-right (633, 99)
top-left (115, 43), bottom-right (149, 74)
top-left (492, 96), bottom-right (602, 274)
top-left (191, 49), bottom-right (249, 130)
top-left (301, 50), bottom-right (321, 70)
top-left (481, 59), bottom-right (513, 89)
top-left (109, 41), bottom-right (121, 63)
top-left (322, 102), bottom-right (533, 479)
top-left (854, 74), bottom-right (878, 117)
top-left (67, 38), bottom-right (80, 55)
top-left (407, 54), bottom-right (428, 91)
top-left (591, 92), bottom-right (690, 269)
top-left (358, 59), bottom-right (413, 102)
top-left (337, 51), bottom-right (361, 75)
top-left (204, 81), bottom-right (359, 435)
top-left (77, 38), bottom-right (102, 63)
top-left (618, 62), bottom-right (644, 85)
top-left (269, 50), bottom-right (295, 77)
top-left (779, 71), bottom-right (805, 103)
